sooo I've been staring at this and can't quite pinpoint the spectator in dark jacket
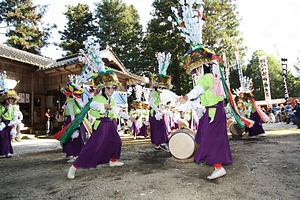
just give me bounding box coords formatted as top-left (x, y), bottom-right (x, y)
top-left (293, 99), bottom-right (300, 128)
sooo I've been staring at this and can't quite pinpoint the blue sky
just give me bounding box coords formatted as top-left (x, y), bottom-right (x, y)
top-left (1, 0), bottom-right (300, 66)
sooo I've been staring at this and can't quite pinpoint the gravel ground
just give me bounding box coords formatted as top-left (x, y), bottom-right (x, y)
top-left (0, 123), bottom-right (299, 200)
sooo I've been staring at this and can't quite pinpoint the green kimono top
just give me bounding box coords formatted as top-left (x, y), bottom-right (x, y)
top-left (197, 74), bottom-right (224, 119)
top-left (130, 109), bottom-right (142, 119)
top-left (89, 95), bottom-right (116, 129)
top-left (129, 109), bottom-right (137, 118)
top-left (64, 97), bottom-right (81, 116)
top-left (247, 101), bottom-right (256, 113)
top-left (142, 109), bottom-right (149, 118)
top-left (0, 105), bottom-right (16, 121)
top-left (150, 90), bottom-right (160, 117)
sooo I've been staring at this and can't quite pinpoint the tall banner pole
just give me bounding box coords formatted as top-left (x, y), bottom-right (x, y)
top-left (281, 58), bottom-right (289, 102)
top-left (258, 56), bottom-right (272, 107)
top-left (235, 51), bottom-right (243, 87)
top-left (223, 52), bottom-right (230, 87)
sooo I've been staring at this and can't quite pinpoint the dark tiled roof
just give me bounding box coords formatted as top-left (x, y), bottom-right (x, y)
top-left (53, 51), bottom-right (146, 83)
top-left (52, 54), bottom-right (78, 68)
top-left (0, 43), bottom-right (55, 70)
top-left (0, 44), bottom-right (146, 84)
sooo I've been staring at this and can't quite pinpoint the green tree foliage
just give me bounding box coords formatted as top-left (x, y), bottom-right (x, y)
top-left (0, 0), bottom-right (55, 55)
top-left (143, 0), bottom-right (191, 95)
top-left (234, 50), bottom-right (300, 101)
top-left (0, 0), bottom-right (15, 24)
top-left (58, 3), bottom-right (97, 56)
top-left (287, 74), bottom-right (300, 98)
top-left (243, 50), bottom-right (284, 100)
top-left (94, 0), bottom-right (143, 73)
top-left (267, 55), bottom-right (285, 99)
top-left (203, 0), bottom-right (246, 66)
top-left (285, 67), bottom-right (300, 98)
top-left (142, 0), bottom-right (244, 95)
top-left (119, 5), bottom-right (143, 73)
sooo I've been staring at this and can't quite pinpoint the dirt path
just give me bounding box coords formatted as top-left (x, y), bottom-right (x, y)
top-left (0, 123), bottom-right (299, 200)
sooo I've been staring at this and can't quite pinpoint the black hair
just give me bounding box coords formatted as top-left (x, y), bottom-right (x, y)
top-left (203, 64), bottom-right (211, 74)
top-left (190, 64), bottom-right (211, 75)
top-left (102, 88), bottom-right (108, 100)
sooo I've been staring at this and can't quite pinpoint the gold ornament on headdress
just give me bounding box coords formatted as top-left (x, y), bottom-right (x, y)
top-left (233, 76), bottom-right (254, 101)
top-left (78, 37), bottom-right (121, 89)
top-left (152, 52), bottom-right (172, 89)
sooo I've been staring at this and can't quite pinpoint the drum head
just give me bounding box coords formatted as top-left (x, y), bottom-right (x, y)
top-left (229, 123), bottom-right (244, 139)
top-left (169, 132), bottom-right (195, 159)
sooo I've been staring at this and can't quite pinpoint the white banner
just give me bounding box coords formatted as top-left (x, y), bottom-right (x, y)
top-left (259, 56), bottom-right (272, 106)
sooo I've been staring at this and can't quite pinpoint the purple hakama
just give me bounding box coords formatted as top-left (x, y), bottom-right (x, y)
top-left (62, 117), bottom-right (85, 157)
top-left (131, 121), bottom-right (141, 137)
top-left (74, 118), bottom-right (121, 168)
top-left (194, 101), bottom-right (232, 165)
top-left (246, 111), bottom-right (265, 137)
top-left (138, 123), bottom-right (149, 137)
top-left (0, 120), bottom-right (13, 156)
top-left (149, 111), bottom-right (169, 145)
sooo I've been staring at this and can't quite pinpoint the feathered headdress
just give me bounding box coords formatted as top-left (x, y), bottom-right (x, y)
top-left (61, 74), bottom-right (85, 99)
top-left (169, 0), bottom-right (223, 74)
top-left (234, 76), bottom-right (270, 122)
top-left (78, 37), bottom-right (120, 88)
top-left (170, 0), bottom-right (204, 47)
top-left (134, 85), bottom-right (143, 101)
top-left (152, 52), bottom-right (172, 89)
top-left (233, 76), bottom-right (254, 100)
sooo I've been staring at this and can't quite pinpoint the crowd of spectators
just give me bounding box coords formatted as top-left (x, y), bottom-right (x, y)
top-left (263, 101), bottom-right (298, 125)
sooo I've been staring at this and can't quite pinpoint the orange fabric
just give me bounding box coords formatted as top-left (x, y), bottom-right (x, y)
top-left (214, 163), bottom-right (222, 168)
top-left (225, 83), bottom-right (254, 128)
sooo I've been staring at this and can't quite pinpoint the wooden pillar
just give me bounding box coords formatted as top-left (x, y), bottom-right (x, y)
top-left (31, 72), bottom-right (34, 127)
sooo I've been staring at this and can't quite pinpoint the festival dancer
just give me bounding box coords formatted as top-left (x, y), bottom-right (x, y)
top-left (172, 1), bottom-right (232, 180)
top-left (128, 100), bottom-right (142, 139)
top-left (67, 39), bottom-right (136, 179)
top-left (59, 76), bottom-right (88, 162)
top-left (234, 77), bottom-right (269, 138)
top-left (148, 52), bottom-right (173, 152)
top-left (67, 70), bottom-right (136, 179)
top-left (139, 102), bottom-right (150, 138)
top-left (0, 71), bottom-right (20, 158)
top-left (178, 62), bottom-right (232, 180)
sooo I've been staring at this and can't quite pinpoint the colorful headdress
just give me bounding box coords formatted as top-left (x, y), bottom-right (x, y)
top-left (78, 37), bottom-right (121, 88)
top-left (0, 71), bottom-right (20, 102)
top-left (152, 52), bottom-right (172, 89)
top-left (131, 100), bottom-right (142, 109)
top-left (170, 0), bottom-right (223, 74)
top-left (233, 76), bottom-right (254, 101)
top-left (96, 69), bottom-right (121, 88)
top-left (61, 74), bottom-right (84, 98)
top-left (142, 101), bottom-right (150, 110)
